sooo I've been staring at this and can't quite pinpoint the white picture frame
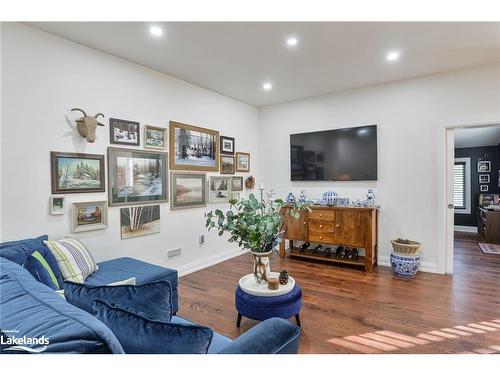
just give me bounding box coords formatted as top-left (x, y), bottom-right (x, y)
top-left (479, 174), bottom-right (490, 184)
top-left (480, 185), bottom-right (489, 192)
top-left (50, 196), bottom-right (65, 215)
top-left (477, 161), bottom-right (491, 173)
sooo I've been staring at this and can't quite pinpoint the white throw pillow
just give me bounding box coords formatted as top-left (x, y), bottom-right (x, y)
top-left (107, 277), bottom-right (136, 286)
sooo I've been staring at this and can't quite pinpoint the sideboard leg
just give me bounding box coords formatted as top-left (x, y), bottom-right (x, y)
top-left (279, 241), bottom-right (285, 259)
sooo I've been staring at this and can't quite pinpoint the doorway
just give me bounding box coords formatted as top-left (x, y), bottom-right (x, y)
top-left (445, 123), bottom-right (500, 274)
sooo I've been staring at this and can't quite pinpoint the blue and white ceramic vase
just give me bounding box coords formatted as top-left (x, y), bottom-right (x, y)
top-left (366, 189), bottom-right (375, 206)
top-left (286, 192), bottom-right (296, 203)
top-left (390, 253), bottom-right (420, 279)
top-left (322, 191), bottom-right (337, 206)
top-left (299, 190), bottom-right (306, 203)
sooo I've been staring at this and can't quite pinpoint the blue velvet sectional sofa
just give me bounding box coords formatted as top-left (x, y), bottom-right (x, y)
top-left (0, 236), bottom-right (300, 354)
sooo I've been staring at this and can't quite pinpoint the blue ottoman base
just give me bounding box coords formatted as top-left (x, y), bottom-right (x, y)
top-left (235, 284), bottom-right (302, 327)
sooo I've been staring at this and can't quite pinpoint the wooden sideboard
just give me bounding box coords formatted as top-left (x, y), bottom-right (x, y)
top-left (478, 207), bottom-right (500, 244)
top-left (279, 205), bottom-right (379, 272)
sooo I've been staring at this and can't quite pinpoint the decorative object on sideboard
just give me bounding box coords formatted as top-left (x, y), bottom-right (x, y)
top-left (366, 189), bottom-right (375, 206)
top-left (390, 238), bottom-right (421, 279)
top-left (109, 117), bottom-right (140, 146)
top-left (267, 276), bottom-right (280, 290)
top-left (220, 135), bottom-right (235, 155)
top-left (205, 192), bottom-right (310, 284)
top-left (108, 148), bottom-right (168, 207)
top-left (169, 121), bottom-right (219, 172)
top-left (170, 172), bottom-right (207, 210)
top-left (72, 201), bottom-right (108, 232)
top-left (286, 192), bottom-right (296, 203)
top-left (70, 108), bottom-right (105, 143)
top-left (299, 190), bottom-right (307, 203)
top-left (279, 269), bottom-right (289, 285)
top-left (120, 204), bottom-right (160, 239)
top-left (235, 152), bottom-right (251, 172)
top-left (51, 151), bottom-right (105, 194)
top-left (322, 191), bottom-right (337, 206)
top-left (477, 160), bottom-right (491, 173)
top-left (49, 196), bottom-right (65, 215)
top-left (480, 185), bottom-right (489, 192)
top-left (144, 125), bottom-right (167, 150)
top-left (245, 176), bottom-right (255, 189)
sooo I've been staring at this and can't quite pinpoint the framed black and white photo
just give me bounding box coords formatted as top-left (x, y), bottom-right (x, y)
top-left (170, 172), bottom-right (207, 210)
top-left (220, 155), bottom-right (235, 174)
top-left (230, 176), bottom-right (243, 191)
top-left (110, 118), bottom-right (140, 146)
top-left (108, 148), bottom-right (168, 207)
top-left (209, 176), bottom-right (230, 204)
top-left (479, 174), bottom-right (490, 184)
top-left (480, 185), bottom-right (489, 192)
top-left (220, 135), bottom-right (235, 155)
top-left (477, 161), bottom-right (491, 173)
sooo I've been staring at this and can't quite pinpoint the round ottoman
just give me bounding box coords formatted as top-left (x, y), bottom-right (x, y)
top-left (235, 284), bottom-right (302, 327)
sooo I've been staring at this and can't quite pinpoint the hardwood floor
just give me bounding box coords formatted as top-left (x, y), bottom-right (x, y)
top-left (178, 232), bottom-right (500, 353)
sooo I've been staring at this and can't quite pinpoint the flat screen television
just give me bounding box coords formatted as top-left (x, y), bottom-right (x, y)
top-left (290, 125), bottom-right (378, 181)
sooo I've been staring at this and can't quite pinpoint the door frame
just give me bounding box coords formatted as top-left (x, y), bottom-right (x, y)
top-left (443, 121), bottom-right (500, 274)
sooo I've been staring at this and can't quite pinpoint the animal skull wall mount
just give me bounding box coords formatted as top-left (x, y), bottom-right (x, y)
top-left (71, 108), bottom-right (105, 143)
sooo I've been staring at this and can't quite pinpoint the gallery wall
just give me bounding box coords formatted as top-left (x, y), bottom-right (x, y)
top-left (0, 23), bottom-right (260, 274)
top-left (259, 63), bottom-right (500, 273)
top-left (454, 144), bottom-right (500, 227)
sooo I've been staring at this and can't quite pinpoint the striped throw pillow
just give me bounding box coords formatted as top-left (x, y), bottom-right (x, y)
top-left (44, 238), bottom-right (98, 283)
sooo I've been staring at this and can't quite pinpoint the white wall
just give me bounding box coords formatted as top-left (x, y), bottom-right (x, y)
top-left (0, 23), bottom-right (260, 274)
top-left (259, 64), bottom-right (500, 273)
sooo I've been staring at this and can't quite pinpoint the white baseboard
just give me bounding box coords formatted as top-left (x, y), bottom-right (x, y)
top-left (454, 225), bottom-right (477, 233)
top-left (176, 247), bottom-right (247, 277)
top-left (378, 256), bottom-right (440, 274)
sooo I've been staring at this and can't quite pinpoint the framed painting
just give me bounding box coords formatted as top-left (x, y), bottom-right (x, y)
top-left (220, 135), bottom-right (235, 155)
top-left (120, 205), bottom-right (160, 239)
top-left (144, 125), bottom-right (167, 150)
top-left (108, 147), bottom-right (168, 207)
top-left (230, 176), bottom-right (243, 191)
top-left (72, 201), bottom-right (108, 232)
top-left (169, 121), bottom-right (219, 171)
top-left (209, 176), bottom-right (230, 204)
top-left (220, 155), bottom-right (235, 174)
top-left (170, 172), bottom-right (207, 210)
top-left (50, 196), bottom-right (65, 215)
top-left (51, 151), bottom-right (105, 194)
top-left (236, 152), bottom-right (250, 172)
top-left (110, 118), bottom-right (140, 146)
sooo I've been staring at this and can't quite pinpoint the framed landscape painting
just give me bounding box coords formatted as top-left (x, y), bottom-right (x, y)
top-left (72, 201), bottom-right (108, 232)
top-left (110, 118), bottom-right (140, 146)
top-left (108, 147), bottom-right (168, 207)
top-left (220, 155), bottom-right (235, 174)
top-left (220, 135), bottom-right (235, 155)
top-left (209, 176), bottom-right (230, 204)
top-left (50, 196), bottom-right (65, 215)
top-left (231, 176), bottom-right (243, 191)
top-left (51, 151), bottom-right (105, 194)
top-left (169, 121), bottom-right (219, 171)
top-left (144, 125), bottom-right (167, 150)
top-left (236, 152), bottom-right (250, 172)
top-left (170, 172), bottom-right (207, 210)
top-left (120, 205), bottom-right (160, 239)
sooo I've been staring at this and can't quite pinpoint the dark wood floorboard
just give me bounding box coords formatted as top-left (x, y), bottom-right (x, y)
top-left (178, 232), bottom-right (500, 353)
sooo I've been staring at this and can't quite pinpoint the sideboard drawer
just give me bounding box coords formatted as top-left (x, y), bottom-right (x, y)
top-left (309, 233), bottom-right (336, 244)
top-left (309, 210), bottom-right (335, 221)
top-left (309, 220), bottom-right (334, 233)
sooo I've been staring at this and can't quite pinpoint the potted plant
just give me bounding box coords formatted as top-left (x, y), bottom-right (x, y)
top-left (205, 191), bottom-right (310, 284)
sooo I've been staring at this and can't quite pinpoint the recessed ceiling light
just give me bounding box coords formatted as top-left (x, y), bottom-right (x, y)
top-left (386, 51), bottom-right (400, 61)
top-left (286, 37), bottom-right (298, 47)
top-left (262, 82), bottom-right (273, 91)
top-left (149, 26), bottom-right (163, 37)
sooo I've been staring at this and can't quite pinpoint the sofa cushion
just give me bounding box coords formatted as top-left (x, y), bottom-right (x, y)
top-left (44, 238), bottom-right (98, 283)
top-left (85, 257), bottom-right (179, 313)
top-left (64, 280), bottom-right (172, 322)
top-left (93, 299), bottom-right (213, 354)
top-left (0, 235), bottom-right (63, 288)
top-left (0, 258), bottom-right (124, 354)
top-left (23, 252), bottom-right (60, 290)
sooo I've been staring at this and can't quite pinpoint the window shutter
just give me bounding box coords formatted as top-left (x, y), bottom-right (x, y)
top-left (454, 162), bottom-right (466, 210)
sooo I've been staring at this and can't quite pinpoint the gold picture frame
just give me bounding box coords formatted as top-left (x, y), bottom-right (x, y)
top-left (144, 125), bottom-right (167, 150)
top-left (236, 152), bottom-right (250, 172)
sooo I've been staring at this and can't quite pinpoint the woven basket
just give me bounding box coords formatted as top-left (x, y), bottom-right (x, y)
top-left (391, 239), bottom-right (421, 255)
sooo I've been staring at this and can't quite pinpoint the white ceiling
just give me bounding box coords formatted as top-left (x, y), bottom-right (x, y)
top-left (29, 22), bottom-right (500, 107)
top-left (455, 125), bottom-right (500, 148)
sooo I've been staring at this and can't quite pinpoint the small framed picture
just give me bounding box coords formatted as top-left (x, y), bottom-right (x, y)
top-left (110, 118), bottom-right (140, 146)
top-left (220, 155), bottom-right (235, 174)
top-left (236, 152), bottom-right (250, 172)
top-left (144, 125), bottom-right (167, 150)
top-left (231, 176), bottom-right (243, 191)
top-left (477, 161), bottom-right (491, 173)
top-left (50, 196), bottom-right (65, 215)
top-left (170, 172), bottom-right (207, 210)
top-left (220, 136), bottom-right (235, 155)
top-left (72, 201), bottom-right (108, 232)
top-left (230, 192), bottom-right (240, 201)
top-left (120, 205), bottom-right (160, 239)
top-left (209, 176), bottom-right (230, 204)
top-left (479, 174), bottom-right (490, 184)
top-left (480, 185), bottom-right (489, 192)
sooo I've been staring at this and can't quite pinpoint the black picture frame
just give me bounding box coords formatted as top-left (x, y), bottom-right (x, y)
top-left (220, 135), bottom-right (235, 155)
top-left (109, 118), bottom-right (140, 146)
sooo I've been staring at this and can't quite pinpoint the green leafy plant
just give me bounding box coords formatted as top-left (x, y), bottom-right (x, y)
top-left (205, 191), bottom-right (311, 253)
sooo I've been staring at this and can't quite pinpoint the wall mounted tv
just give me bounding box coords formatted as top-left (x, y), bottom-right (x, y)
top-left (290, 125), bottom-right (378, 181)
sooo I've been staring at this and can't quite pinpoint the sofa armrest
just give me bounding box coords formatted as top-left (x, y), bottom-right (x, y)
top-left (217, 318), bottom-right (300, 354)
